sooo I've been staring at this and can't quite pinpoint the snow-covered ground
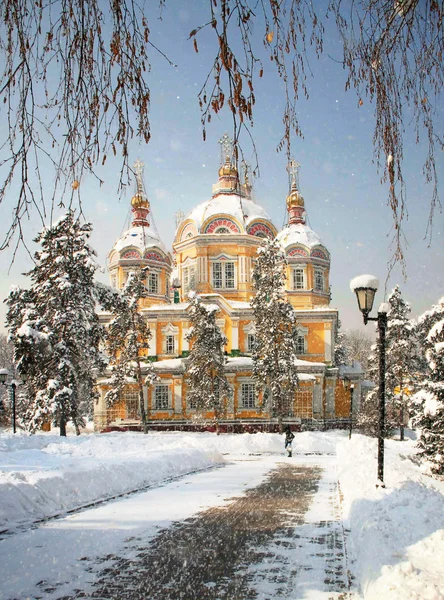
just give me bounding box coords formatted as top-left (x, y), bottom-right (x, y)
top-left (0, 429), bottom-right (443, 599)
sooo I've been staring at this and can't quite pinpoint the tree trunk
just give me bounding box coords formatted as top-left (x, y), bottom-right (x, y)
top-left (400, 406), bottom-right (405, 441)
top-left (137, 359), bottom-right (147, 434)
top-left (60, 407), bottom-right (67, 437)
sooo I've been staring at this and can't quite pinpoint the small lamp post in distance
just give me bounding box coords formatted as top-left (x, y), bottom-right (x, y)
top-left (344, 378), bottom-right (355, 440)
top-left (350, 274), bottom-right (389, 488)
top-left (0, 369), bottom-right (17, 434)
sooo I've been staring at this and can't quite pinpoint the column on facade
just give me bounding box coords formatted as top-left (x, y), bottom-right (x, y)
top-left (173, 377), bottom-right (183, 415)
top-left (324, 322), bottom-right (332, 363)
top-left (148, 320), bottom-right (157, 357)
top-left (312, 376), bottom-right (323, 418)
top-left (231, 318), bottom-right (239, 354)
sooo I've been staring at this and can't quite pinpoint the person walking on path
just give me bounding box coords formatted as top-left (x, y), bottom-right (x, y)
top-left (284, 425), bottom-right (295, 457)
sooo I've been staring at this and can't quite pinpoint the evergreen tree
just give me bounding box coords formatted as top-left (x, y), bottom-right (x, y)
top-left (357, 341), bottom-right (392, 437)
top-left (104, 268), bottom-right (157, 434)
top-left (411, 297), bottom-right (444, 475)
top-left (385, 286), bottom-right (418, 440)
top-left (5, 211), bottom-right (103, 435)
top-left (251, 238), bottom-right (299, 433)
top-left (185, 293), bottom-right (232, 434)
top-left (334, 324), bottom-right (351, 367)
top-left (358, 286), bottom-right (418, 439)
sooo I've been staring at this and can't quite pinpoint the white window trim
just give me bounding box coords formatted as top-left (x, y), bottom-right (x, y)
top-left (181, 258), bottom-right (196, 295)
top-left (292, 264), bottom-right (307, 290)
top-left (147, 271), bottom-right (160, 295)
top-left (153, 382), bottom-right (172, 411)
top-left (243, 323), bottom-right (257, 354)
top-left (240, 381), bottom-right (256, 409)
top-left (246, 334), bottom-right (256, 353)
top-left (210, 254), bottom-right (237, 290)
top-left (314, 267), bottom-right (326, 292)
top-left (161, 323), bottom-right (179, 356)
top-left (295, 325), bottom-right (309, 354)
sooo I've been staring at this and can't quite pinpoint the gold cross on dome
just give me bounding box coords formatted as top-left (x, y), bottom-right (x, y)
top-left (286, 158), bottom-right (300, 188)
top-left (219, 133), bottom-right (234, 164)
top-left (133, 158), bottom-right (145, 175)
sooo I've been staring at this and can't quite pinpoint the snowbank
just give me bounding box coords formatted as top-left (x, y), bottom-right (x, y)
top-left (337, 434), bottom-right (444, 600)
top-left (0, 431), bottom-right (226, 532)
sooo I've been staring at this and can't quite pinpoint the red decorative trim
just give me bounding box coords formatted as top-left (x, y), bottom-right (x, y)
top-left (121, 250), bottom-right (142, 260)
top-left (247, 222), bottom-right (274, 239)
top-left (144, 251), bottom-right (165, 262)
top-left (205, 218), bottom-right (240, 234)
top-left (287, 247), bottom-right (308, 258)
top-left (311, 249), bottom-right (328, 260)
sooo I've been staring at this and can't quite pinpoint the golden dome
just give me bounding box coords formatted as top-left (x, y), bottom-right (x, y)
top-left (218, 160), bottom-right (238, 178)
top-left (131, 193), bottom-right (149, 209)
top-left (286, 187), bottom-right (305, 209)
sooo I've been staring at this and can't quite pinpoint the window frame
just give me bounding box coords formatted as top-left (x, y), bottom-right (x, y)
top-left (147, 272), bottom-right (159, 294)
top-left (165, 335), bottom-right (175, 355)
top-left (241, 383), bottom-right (256, 409)
top-left (293, 267), bottom-right (305, 290)
top-left (247, 333), bottom-right (256, 353)
top-left (212, 260), bottom-right (236, 290)
top-left (314, 269), bottom-right (324, 292)
top-left (183, 264), bottom-right (196, 294)
top-left (154, 384), bottom-right (170, 410)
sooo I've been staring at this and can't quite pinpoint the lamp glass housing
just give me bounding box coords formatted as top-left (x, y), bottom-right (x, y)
top-left (0, 369), bottom-right (8, 384)
top-left (354, 287), bottom-right (377, 317)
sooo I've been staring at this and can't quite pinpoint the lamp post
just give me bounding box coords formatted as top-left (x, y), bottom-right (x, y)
top-left (350, 275), bottom-right (388, 487)
top-left (344, 379), bottom-right (355, 440)
top-left (0, 369), bottom-right (17, 434)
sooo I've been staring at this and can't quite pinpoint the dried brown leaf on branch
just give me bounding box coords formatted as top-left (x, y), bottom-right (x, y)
top-left (193, 0), bottom-right (442, 271)
top-left (0, 0), bottom-right (442, 271)
top-left (0, 0), bottom-right (160, 252)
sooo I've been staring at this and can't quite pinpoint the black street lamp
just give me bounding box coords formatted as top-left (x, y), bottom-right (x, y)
top-left (350, 275), bottom-right (388, 487)
top-left (0, 369), bottom-right (17, 434)
top-left (344, 379), bottom-right (355, 440)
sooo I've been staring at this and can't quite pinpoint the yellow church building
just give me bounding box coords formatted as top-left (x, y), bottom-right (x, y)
top-left (94, 136), bottom-right (361, 432)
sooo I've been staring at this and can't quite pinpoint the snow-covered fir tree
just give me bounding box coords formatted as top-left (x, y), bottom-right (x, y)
top-left (334, 323), bottom-right (350, 366)
top-left (104, 268), bottom-right (157, 434)
top-left (411, 297), bottom-right (444, 475)
top-left (185, 293), bottom-right (232, 434)
top-left (385, 286), bottom-right (418, 440)
top-left (5, 211), bottom-right (103, 435)
top-left (251, 238), bottom-right (299, 433)
top-left (357, 286), bottom-right (418, 439)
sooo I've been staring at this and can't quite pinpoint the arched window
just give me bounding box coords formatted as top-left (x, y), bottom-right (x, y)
top-left (315, 269), bottom-right (324, 292)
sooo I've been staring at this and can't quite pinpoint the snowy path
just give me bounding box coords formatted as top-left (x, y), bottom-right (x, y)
top-left (0, 453), bottom-right (359, 600)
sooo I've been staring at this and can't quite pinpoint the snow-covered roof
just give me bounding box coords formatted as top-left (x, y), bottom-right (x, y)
top-left (227, 300), bottom-right (252, 309)
top-left (145, 302), bottom-right (190, 312)
top-left (225, 356), bottom-right (325, 369)
top-left (276, 223), bottom-right (324, 250)
top-left (152, 358), bottom-right (186, 371)
top-left (110, 226), bottom-right (168, 256)
top-left (185, 194), bottom-right (273, 233)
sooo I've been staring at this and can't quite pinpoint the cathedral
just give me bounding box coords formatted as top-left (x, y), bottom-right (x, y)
top-left (94, 135), bottom-right (361, 432)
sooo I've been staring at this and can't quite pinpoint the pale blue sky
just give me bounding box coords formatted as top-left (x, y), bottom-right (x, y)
top-left (0, 2), bottom-right (442, 335)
